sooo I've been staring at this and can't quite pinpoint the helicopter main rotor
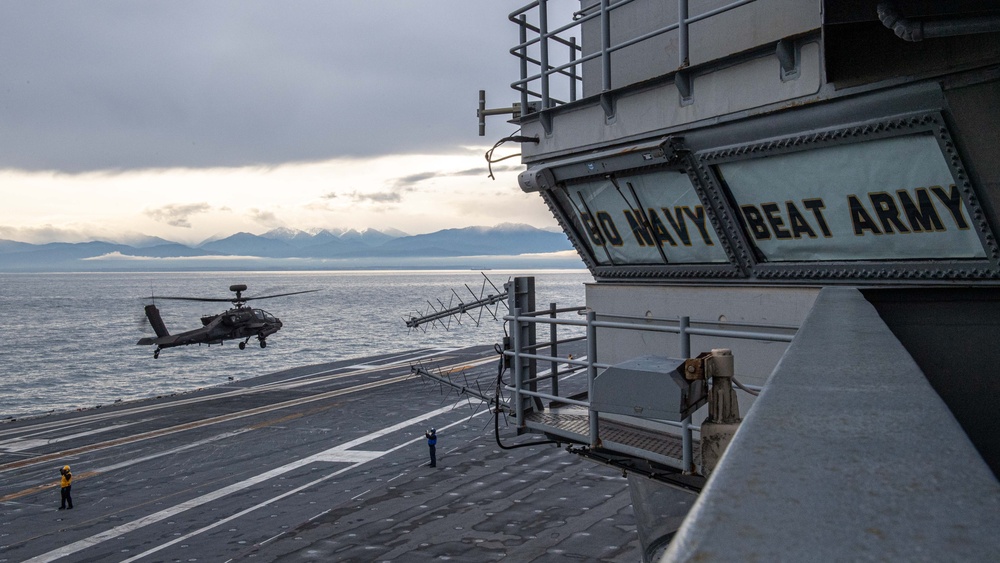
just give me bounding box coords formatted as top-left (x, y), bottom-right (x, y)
top-left (152, 284), bottom-right (319, 308)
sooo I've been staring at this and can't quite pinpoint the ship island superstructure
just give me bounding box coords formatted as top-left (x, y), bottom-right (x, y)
top-left (481, 1), bottom-right (1000, 560)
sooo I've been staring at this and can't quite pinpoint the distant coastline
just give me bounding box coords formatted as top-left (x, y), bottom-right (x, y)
top-left (0, 223), bottom-right (583, 272)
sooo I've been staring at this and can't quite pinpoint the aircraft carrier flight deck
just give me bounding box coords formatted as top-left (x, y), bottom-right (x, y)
top-left (0, 345), bottom-right (649, 562)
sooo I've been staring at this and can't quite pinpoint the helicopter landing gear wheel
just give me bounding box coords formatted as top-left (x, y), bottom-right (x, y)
top-left (259, 338), bottom-right (267, 349)
top-left (154, 348), bottom-right (160, 359)
top-left (239, 341), bottom-right (246, 350)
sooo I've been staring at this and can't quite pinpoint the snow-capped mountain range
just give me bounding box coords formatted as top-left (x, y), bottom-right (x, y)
top-left (0, 224), bottom-right (577, 271)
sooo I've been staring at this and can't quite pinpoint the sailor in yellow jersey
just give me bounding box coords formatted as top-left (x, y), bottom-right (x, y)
top-left (58, 465), bottom-right (73, 510)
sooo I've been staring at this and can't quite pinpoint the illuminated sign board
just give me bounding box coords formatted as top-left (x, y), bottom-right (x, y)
top-left (717, 134), bottom-right (986, 262)
top-left (555, 168), bottom-right (730, 265)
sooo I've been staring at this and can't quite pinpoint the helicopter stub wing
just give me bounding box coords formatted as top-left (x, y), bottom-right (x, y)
top-left (137, 311), bottom-right (226, 348)
top-left (137, 326), bottom-right (221, 348)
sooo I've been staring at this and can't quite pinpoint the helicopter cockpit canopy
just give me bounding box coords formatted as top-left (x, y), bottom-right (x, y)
top-left (253, 309), bottom-right (277, 323)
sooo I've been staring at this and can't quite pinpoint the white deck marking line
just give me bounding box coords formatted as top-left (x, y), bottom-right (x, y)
top-left (307, 508), bottom-right (331, 522)
top-left (350, 489), bottom-right (372, 501)
top-left (126, 409), bottom-right (488, 563)
top-left (0, 347), bottom-right (462, 440)
top-left (311, 450), bottom-right (383, 464)
top-left (247, 347), bottom-right (458, 390)
top-left (0, 418), bottom-right (114, 442)
top-left (0, 430), bottom-right (254, 505)
top-left (1, 378), bottom-right (408, 473)
top-left (91, 430), bottom-right (253, 474)
top-left (2, 354), bottom-right (496, 474)
top-left (259, 531), bottom-right (285, 545)
top-left (24, 399), bottom-right (477, 563)
top-left (0, 421), bottom-right (144, 452)
top-left (558, 358), bottom-right (587, 381)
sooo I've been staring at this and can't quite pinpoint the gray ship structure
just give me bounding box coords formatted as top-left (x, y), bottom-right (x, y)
top-left (3, 1), bottom-right (1000, 562)
top-left (474, 0), bottom-right (1000, 561)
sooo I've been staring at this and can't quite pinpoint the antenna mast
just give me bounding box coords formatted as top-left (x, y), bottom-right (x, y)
top-left (404, 273), bottom-right (508, 331)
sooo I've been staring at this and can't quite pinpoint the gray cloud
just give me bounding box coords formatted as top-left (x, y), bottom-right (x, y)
top-left (488, 163), bottom-right (524, 174)
top-left (348, 191), bottom-right (404, 204)
top-left (0, 225), bottom-right (89, 244)
top-left (0, 1), bottom-right (545, 173)
top-left (249, 208), bottom-right (281, 227)
top-left (0, 225), bottom-right (166, 245)
top-left (322, 184), bottom-right (416, 205)
top-left (388, 165), bottom-right (509, 189)
top-left (145, 203), bottom-right (212, 228)
top-left (392, 172), bottom-right (438, 188)
top-left (452, 167), bottom-right (491, 177)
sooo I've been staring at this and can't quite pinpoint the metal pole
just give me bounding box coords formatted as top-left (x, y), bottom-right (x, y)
top-left (512, 307), bottom-right (524, 430)
top-left (550, 302), bottom-right (559, 399)
top-left (519, 15), bottom-right (529, 115)
top-left (503, 386), bottom-right (588, 408)
top-left (539, 0), bottom-right (550, 109)
top-left (478, 90), bottom-right (486, 136)
top-left (680, 316), bottom-right (693, 473)
top-left (679, 0), bottom-right (690, 67)
top-left (680, 315), bottom-right (691, 357)
top-left (601, 0), bottom-right (611, 91)
top-left (587, 310), bottom-right (600, 447)
top-left (569, 37), bottom-right (578, 102)
top-left (513, 277), bottom-right (540, 411)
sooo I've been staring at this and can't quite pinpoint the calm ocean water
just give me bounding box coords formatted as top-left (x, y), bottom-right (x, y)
top-left (0, 270), bottom-right (591, 418)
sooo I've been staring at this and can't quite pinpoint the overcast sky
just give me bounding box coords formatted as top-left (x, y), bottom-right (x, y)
top-left (0, 1), bottom-right (572, 244)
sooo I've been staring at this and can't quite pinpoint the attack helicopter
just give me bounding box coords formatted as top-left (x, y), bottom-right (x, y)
top-left (137, 284), bottom-right (318, 358)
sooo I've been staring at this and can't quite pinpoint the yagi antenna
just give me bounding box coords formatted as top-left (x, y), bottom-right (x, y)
top-left (411, 363), bottom-right (496, 419)
top-left (404, 272), bottom-right (509, 331)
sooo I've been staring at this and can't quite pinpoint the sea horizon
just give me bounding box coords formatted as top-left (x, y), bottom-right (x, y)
top-left (0, 269), bottom-right (592, 419)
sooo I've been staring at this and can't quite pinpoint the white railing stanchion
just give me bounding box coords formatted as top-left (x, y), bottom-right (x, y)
top-left (587, 310), bottom-right (600, 446)
top-left (550, 302), bottom-right (559, 398)
top-left (512, 307), bottom-right (524, 431)
top-left (680, 315), bottom-right (694, 473)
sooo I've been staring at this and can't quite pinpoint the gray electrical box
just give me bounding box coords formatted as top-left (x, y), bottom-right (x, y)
top-left (591, 355), bottom-right (706, 422)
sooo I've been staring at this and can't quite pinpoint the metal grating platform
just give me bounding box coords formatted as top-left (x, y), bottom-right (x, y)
top-left (525, 410), bottom-right (699, 465)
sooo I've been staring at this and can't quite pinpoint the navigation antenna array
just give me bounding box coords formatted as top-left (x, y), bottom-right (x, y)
top-left (404, 273), bottom-right (509, 332)
top-left (410, 360), bottom-right (501, 423)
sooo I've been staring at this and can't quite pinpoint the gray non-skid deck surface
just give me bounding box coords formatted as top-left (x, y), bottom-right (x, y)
top-left (0, 345), bottom-right (640, 562)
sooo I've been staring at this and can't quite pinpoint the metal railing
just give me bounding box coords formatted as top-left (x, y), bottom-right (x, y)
top-left (509, 0), bottom-right (758, 115)
top-left (503, 306), bottom-right (794, 473)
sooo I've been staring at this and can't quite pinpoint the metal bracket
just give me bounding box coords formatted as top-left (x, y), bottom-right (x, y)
top-left (683, 349), bottom-right (733, 382)
top-left (478, 90), bottom-right (522, 136)
top-left (676, 70), bottom-right (694, 106)
top-left (600, 92), bottom-right (616, 122)
top-left (659, 135), bottom-right (690, 166)
top-left (776, 39), bottom-right (800, 81)
top-left (683, 351), bottom-right (711, 381)
top-left (540, 110), bottom-right (553, 136)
